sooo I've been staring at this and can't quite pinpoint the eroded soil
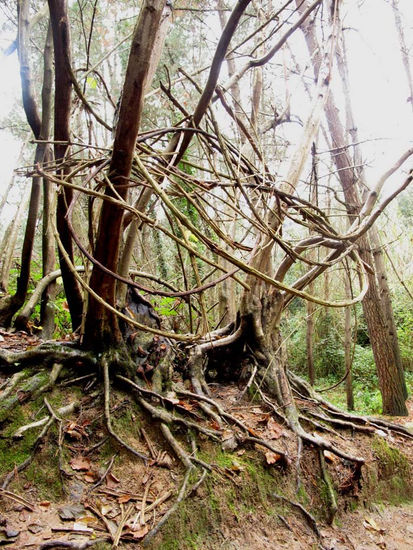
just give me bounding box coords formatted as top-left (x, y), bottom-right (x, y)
top-left (0, 329), bottom-right (412, 549)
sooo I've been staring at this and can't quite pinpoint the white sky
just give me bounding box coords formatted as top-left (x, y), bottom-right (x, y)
top-left (0, 0), bottom-right (412, 217)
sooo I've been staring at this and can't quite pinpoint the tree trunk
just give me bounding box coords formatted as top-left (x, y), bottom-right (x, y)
top-left (83, 0), bottom-right (168, 350)
top-left (48, 0), bottom-right (84, 333)
top-left (297, 0), bottom-right (407, 415)
top-left (306, 284), bottom-right (315, 386)
top-left (344, 276), bottom-right (354, 411)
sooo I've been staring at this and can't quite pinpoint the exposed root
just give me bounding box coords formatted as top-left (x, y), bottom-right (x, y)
top-left (12, 401), bottom-right (79, 439)
top-left (39, 539), bottom-right (108, 549)
top-left (1, 370), bottom-right (29, 399)
top-left (102, 357), bottom-right (149, 461)
top-left (318, 448), bottom-right (337, 525)
top-left (143, 467), bottom-right (207, 547)
top-left (289, 371), bottom-right (413, 439)
top-left (0, 344), bottom-right (96, 372)
top-left (118, 375), bottom-right (222, 441)
top-left (160, 423), bottom-right (193, 469)
top-left (272, 492), bottom-right (321, 540)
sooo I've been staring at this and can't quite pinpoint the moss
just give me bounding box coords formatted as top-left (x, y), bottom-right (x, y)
top-left (0, 408), bottom-right (38, 476)
top-left (362, 436), bottom-right (412, 505)
top-left (296, 483), bottom-right (310, 506)
top-left (111, 404), bottom-right (141, 436)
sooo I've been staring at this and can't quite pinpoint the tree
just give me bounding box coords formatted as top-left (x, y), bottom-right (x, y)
top-left (0, 1), bottom-right (412, 543)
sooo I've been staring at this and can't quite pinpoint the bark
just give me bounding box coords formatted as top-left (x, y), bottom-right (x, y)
top-left (306, 282), bottom-right (315, 386)
top-left (335, 30), bottom-right (407, 399)
top-left (297, 0), bottom-right (407, 415)
top-left (83, 0), bottom-right (168, 349)
top-left (344, 276), bottom-right (354, 411)
top-left (40, 23), bottom-right (56, 339)
top-left (391, 0), bottom-right (413, 113)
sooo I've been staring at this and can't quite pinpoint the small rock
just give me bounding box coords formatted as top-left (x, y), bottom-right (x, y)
top-left (28, 524), bottom-right (43, 534)
top-left (0, 335), bottom-right (4, 342)
top-left (58, 503), bottom-right (85, 521)
top-left (5, 529), bottom-right (19, 538)
top-left (404, 422), bottom-right (413, 434)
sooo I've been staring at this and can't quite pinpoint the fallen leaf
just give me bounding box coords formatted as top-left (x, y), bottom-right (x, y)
top-left (106, 473), bottom-right (120, 489)
top-left (363, 517), bottom-right (385, 533)
top-left (100, 504), bottom-right (113, 516)
top-left (70, 456), bottom-right (91, 471)
top-left (266, 417), bottom-right (283, 440)
top-left (84, 473), bottom-right (97, 483)
top-left (76, 516), bottom-right (99, 525)
top-left (39, 501), bottom-right (51, 508)
top-left (118, 494), bottom-right (133, 504)
top-left (264, 450), bottom-right (282, 465)
top-left (132, 525), bottom-right (149, 539)
top-left (178, 400), bottom-right (195, 411)
top-left (222, 430), bottom-right (234, 441)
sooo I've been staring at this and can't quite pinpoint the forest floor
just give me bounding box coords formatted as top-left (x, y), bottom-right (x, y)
top-left (0, 329), bottom-right (412, 550)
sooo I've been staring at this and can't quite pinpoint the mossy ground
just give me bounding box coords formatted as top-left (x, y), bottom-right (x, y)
top-left (360, 436), bottom-right (412, 505)
top-left (0, 372), bottom-right (412, 549)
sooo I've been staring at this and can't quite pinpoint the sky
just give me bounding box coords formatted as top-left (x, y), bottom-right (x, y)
top-left (0, 0), bottom-right (412, 219)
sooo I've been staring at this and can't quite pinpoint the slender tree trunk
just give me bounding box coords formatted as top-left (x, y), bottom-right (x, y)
top-left (297, 0), bottom-right (407, 415)
top-left (391, 0), bottom-right (413, 113)
top-left (344, 275), bottom-right (354, 411)
top-left (83, 0), bottom-right (168, 350)
top-left (306, 282), bottom-right (315, 386)
top-left (48, 0), bottom-right (84, 332)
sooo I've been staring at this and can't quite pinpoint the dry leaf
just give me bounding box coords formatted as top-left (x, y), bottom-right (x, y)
top-left (118, 494), bottom-right (133, 504)
top-left (84, 473), bottom-right (97, 483)
top-left (178, 400), bottom-right (195, 411)
top-left (222, 430), bottom-right (234, 441)
top-left (76, 516), bottom-right (98, 525)
top-left (70, 456), bottom-right (91, 471)
top-left (266, 417), bottom-right (283, 440)
top-left (106, 472), bottom-right (120, 489)
top-left (39, 501), bottom-right (51, 507)
top-left (264, 450), bottom-right (282, 465)
top-left (363, 517), bottom-right (384, 533)
top-left (132, 525), bottom-right (149, 539)
top-left (100, 504), bottom-right (113, 516)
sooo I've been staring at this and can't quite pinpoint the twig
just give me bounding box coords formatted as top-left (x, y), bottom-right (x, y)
top-left (90, 454), bottom-right (117, 491)
top-left (272, 492), bottom-right (321, 538)
top-left (0, 488), bottom-right (35, 511)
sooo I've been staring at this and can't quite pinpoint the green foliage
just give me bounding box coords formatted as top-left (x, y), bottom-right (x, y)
top-left (154, 296), bottom-right (182, 317)
top-left (398, 188), bottom-right (413, 226)
top-left (392, 289), bottom-right (413, 371)
top-left (287, 311), bottom-right (345, 379)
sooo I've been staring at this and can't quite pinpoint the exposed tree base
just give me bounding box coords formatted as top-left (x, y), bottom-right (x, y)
top-left (1, 328), bottom-right (411, 547)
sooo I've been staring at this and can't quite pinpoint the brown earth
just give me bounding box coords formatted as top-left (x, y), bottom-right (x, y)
top-left (0, 329), bottom-right (412, 549)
